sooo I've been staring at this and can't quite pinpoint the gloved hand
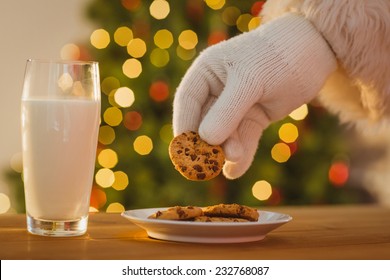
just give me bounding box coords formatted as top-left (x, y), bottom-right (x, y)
top-left (173, 13), bottom-right (337, 179)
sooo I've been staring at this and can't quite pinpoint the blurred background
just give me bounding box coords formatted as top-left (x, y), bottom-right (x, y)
top-left (1, 0), bottom-right (390, 215)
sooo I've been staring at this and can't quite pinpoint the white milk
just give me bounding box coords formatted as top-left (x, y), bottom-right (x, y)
top-left (21, 99), bottom-right (100, 220)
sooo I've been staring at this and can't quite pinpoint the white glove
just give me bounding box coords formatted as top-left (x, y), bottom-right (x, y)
top-left (173, 13), bottom-right (337, 179)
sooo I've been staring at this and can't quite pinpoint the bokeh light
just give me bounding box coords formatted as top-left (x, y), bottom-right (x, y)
top-left (127, 38), bottom-right (147, 58)
top-left (176, 45), bottom-right (196, 60)
top-left (149, 81), bottom-right (169, 102)
top-left (114, 26), bottom-right (133, 47)
top-left (236, 13), bottom-right (253, 32)
top-left (208, 31), bottom-right (227, 46)
top-left (0, 193), bottom-right (11, 214)
top-left (101, 76), bottom-right (120, 95)
top-left (103, 107), bottom-right (123, 126)
top-left (150, 48), bottom-right (170, 67)
top-left (133, 135), bottom-right (153, 155)
top-left (205, 0), bottom-right (226, 10)
top-left (95, 168), bottom-right (115, 188)
top-left (279, 123), bottom-right (299, 143)
top-left (222, 6), bottom-right (241, 26)
top-left (112, 171), bottom-right (129, 191)
top-left (122, 58), bottom-right (142, 78)
top-left (329, 161), bottom-right (349, 186)
top-left (154, 29), bottom-right (173, 49)
top-left (124, 111), bottom-right (142, 131)
top-left (90, 187), bottom-right (107, 209)
top-left (121, 0), bottom-right (141, 11)
top-left (271, 142), bottom-right (291, 163)
top-left (60, 43), bottom-right (80, 60)
top-left (289, 104), bottom-right (309, 121)
top-left (98, 125), bottom-right (116, 145)
top-left (248, 16), bottom-right (261, 30)
top-left (90, 28), bottom-right (110, 49)
top-left (149, 0), bottom-right (170, 20)
top-left (98, 149), bottom-right (118, 169)
top-left (178, 30), bottom-right (198, 50)
top-left (252, 180), bottom-right (272, 201)
top-left (114, 87), bottom-right (135, 108)
top-left (10, 152), bottom-right (23, 173)
top-left (106, 202), bottom-right (125, 213)
top-left (251, 1), bottom-right (265, 16)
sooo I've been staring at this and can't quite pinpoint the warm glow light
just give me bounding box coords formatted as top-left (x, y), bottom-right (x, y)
top-left (0, 193), bottom-right (11, 214)
top-left (122, 58), bottom-right (142, 78)
top-left (106, 202), bottom-right (125, 213)
top-left (57, 73), bottom-right (73, 92)
top-left (248, 17), bottom-right (261, 30)
top-left (127, 38), bottom-right (147, 58)
top-left (10, 152), bottom-right (23, 173)
top-left (252, 180), bottom-right (272, 201)
top-left (114, 26), bottom-right (133, 47)
top-left (251, 1), bottom-right (265, 16)
top-left (112, 171), bottom-right (129, 191)
top-left (98, 149), bottom-right (118, 169)
top-left (124, 111), bottom-right (142, 131)
top-left (149, 81), bottom-right (169, 102)
top-left (222, 6), bottom-right (241, 26)
top-left (205, 0), bottom-right (226, 10)
top-left (176, 46), bottom-right (196, 61)
top-left (208, 31), bottom-right (227, 46)
top-left (178, 30), bottom-right (198, 50)
top-left (122, 0), bottom-right (141, 11)
top-left (271, 142), bottom-right (291, 163)
top-left (133, 135), bottom-right (153, 155)
top-left (150, 48), bottom-right (170, 67)
top-left (329, 161), bottom-right (349, 186)
top-left (279, 123), bottom-right (299, 143)
top-left (103, 107), bottom-right (123, 126)
top-left (60, 43), bottom-right (80, 60)
top-left (149, 0), bottom-right (170, 20)
top-left (289, 104), bottom-right (309, 121)
top-left (98, 125), bottom-right (116, 145)
top-left (236, 13), bottom-right (253, 32)
top-left (101, 76), bottom-right (120, 95)
top-left (154, 29), bottom-right (173, 49)
top-left (90, 29), bottom-right (110, 49)
top-left (95, 168), bottom-right (115, 188)
top-left (90, 187), bottom-right (107, 209)
top-left (114, 87), bottom-right (135, 108)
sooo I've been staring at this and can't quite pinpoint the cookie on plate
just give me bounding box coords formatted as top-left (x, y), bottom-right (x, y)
top-left (148, 206), bottom-right (203, 220)
top-left (193, 216), bottom-right (250, 223)
top-left (169, 131), bottom-right (225, 181)
top-left (202, 203), bottom-right (259, 221)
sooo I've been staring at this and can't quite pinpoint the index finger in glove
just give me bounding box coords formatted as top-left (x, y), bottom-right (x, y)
top-left (172, 54), bottom-right (224, 136)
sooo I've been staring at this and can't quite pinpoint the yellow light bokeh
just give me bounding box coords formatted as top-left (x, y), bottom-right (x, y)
top-left (236, 13), bottom-right (253, 32)
top-left (112, 171), bottom-right (129, 191)
top-left (114, 26), bottom-right (133, 47)
top-left (149, 0), bottom-right (170, 20)
top-left (178, 30), bottom-right (198, 50)
top-left (248, 17), bottom-right (261, 31)
top-left (60, 43), bottom-right (80, 60)
top-left (133, 135), bottom-right (153, 155)
top-left (222, 6), bottom-right (241, 26)
top-left (271, 143), bottom-right (291, 163)
top-left (106, 202), bottom-right (125, 213)
top-left (101, 76), bottom-right (120, 96)
top-left (154, 29), bottom-right (173, 49)
top-left (0, 193), bottom-right (11, 214)
top-left (176, 45), bottom-right (196, 61)
top-left (10, 152), bottom-right (23, 173)
top-left (103, 107), bottom-right (123, 126)
top-left (252, 180), bottom-right (272, 201)
top-left (127, 38), bottom-right (147, 58)
top-left (90, 28), bottom-right (110, 49)
top-left (98, 125), bottom-right (116, 145)
top-left (205, 0), bottom-right (226, 10)
top-left (279, 123), bottom-right (299, 143)
top-left (150, 48), bottom-right (170, 67)
top-left (289, 104), bottom-right (309, 121)
top-left (114, 87), bottom-right (135, 108)
top-left (98, 149), bottom-right (118, 169)
top-left (122, 58), bottom-right (142, 78)
top-left (95, 168), bottom-right (115, 188)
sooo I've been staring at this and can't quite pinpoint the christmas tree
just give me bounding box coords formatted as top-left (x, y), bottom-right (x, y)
top-left (5, 0), bottom-right (371, 214)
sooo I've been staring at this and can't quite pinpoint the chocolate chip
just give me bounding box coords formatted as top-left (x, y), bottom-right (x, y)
top-left (212, 149), bottom-right (219, 154)
top-left (197, 173), bottom-right (206, 180)
top-left (193, 164), bottom-right (203, 172)
top-left (190, 154), bottom-right (197, 161)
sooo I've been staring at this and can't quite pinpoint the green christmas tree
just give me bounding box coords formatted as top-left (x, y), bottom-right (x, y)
top-left (5, 0), bottom-right (370, 214)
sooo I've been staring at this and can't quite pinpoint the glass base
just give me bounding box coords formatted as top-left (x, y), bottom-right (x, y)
top-left (27, 214), bottom-right (88, 237)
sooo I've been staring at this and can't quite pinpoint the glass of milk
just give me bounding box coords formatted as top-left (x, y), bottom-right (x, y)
top-left (21, 59), bottom-right (101, 236)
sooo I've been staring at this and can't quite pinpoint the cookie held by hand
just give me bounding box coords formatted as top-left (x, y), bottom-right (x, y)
top-left (169, 131), bottom-right (225, 181)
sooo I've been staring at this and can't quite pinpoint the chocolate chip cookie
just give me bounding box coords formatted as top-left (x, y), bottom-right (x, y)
top-left (148, 206), bottom-right (203, 220)
top-left (193, 216), bottom-right (250, 223)
top-left (169, 131), bottom-right (225, 181)
top-left (202, 203), bottom-right (259, 221)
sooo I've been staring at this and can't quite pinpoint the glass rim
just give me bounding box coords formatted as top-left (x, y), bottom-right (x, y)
top-left (27, 59), bottom-right (99, 65)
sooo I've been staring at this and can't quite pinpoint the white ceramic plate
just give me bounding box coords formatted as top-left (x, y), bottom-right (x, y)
top-left (121, 207), bottom-right (292, 243)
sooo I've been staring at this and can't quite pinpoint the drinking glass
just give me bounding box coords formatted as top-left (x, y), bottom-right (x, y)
top-left (21, 59), bottom-right (101, 236)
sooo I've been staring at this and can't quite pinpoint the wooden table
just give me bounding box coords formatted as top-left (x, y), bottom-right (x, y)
top-left (1, 205), bottom-right (390, 260)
